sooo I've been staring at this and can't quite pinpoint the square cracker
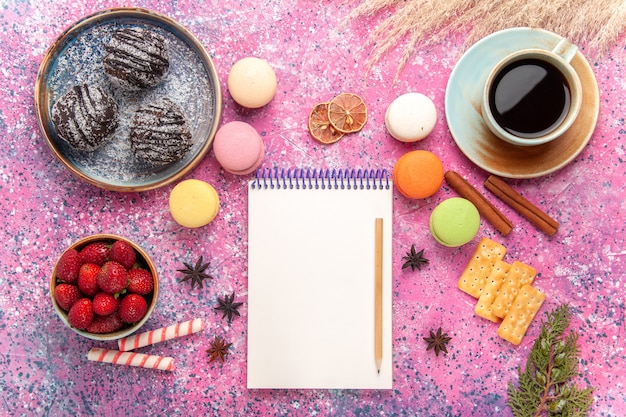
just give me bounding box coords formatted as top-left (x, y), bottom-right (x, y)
top-left (498, 284), bottom-right (546, 345)
top-left (490, 261), bottom-right (537, 319)
top-left (457, 237), bottom-right (507, 298)
top-left (475, 260), bottom-right (511, 322)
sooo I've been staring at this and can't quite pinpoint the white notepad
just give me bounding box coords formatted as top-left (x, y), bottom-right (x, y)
top-left (247, 168), bottom-right (393, 389)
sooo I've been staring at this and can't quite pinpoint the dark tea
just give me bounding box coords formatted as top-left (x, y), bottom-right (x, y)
top-left (488, 58), bottom-right (571, 139)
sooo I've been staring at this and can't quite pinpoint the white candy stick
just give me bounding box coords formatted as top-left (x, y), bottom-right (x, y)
top-left (117, 318), bottom-right (205, 351)
top-left (87, 348), bottom-right (175, 371)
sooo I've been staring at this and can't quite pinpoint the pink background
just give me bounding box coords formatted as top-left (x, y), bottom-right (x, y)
top-left (1, 1), bottom-right (624, 415)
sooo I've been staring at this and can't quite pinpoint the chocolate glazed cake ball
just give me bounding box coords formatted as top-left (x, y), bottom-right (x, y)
top-left (103, 27), bottom-right (170, 90)
top-left (130, 98), bottom-right (192, 166)
top-left (51, 84), bottom-right (119, 151)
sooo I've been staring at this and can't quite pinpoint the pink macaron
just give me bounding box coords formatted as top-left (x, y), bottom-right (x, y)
top-left (213, 121), bottom-right (265, 175)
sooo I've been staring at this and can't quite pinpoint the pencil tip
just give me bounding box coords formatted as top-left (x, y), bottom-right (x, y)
top-left (377, 369), bottom-right (380, 374)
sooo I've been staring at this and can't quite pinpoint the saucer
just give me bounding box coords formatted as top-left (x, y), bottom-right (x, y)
top-left (35, 8), bottom-right (222, 191)
top-left (444, 27), bottom-right (599, 178)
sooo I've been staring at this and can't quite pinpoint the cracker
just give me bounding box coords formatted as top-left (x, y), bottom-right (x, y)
top-left (490, 261), bottom-right (537, 319)
top-left (457, 237), bottom-right (507, 298)
top-left (475, 260), bottom-right (510, 322)
top-left (498, 284), bottom-right (546, 345)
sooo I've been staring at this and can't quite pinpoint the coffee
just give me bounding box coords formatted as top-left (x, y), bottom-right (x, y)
top-left (488, 58), bottom-right (571, 139)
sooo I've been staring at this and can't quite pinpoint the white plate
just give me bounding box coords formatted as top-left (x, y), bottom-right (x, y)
top-left (444, 27), bottom-right (599, 178)
top-left (35, 8), bottom-right (222, 191)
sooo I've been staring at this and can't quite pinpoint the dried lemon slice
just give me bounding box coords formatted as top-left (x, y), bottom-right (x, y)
top-left (327, 93), bottom-right (367, 133)
top-left (308, 102), bottom-right (345, 144)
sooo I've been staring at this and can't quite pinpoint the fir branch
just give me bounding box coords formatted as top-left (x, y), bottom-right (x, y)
top-left (506, 304), bottom-right (594, 417)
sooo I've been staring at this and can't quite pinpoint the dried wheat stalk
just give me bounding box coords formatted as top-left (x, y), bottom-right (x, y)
top-left (343, 0), bottom-right (626, 78)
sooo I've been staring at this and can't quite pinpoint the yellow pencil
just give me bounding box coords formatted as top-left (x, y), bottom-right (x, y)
top-left (375, 218), bottom-right (383, 373)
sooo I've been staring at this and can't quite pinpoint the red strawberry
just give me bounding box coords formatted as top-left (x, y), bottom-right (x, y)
top-left (118, 294), bottom-right (148, 323)
top-left (56, 248), bottom-right (80, 284)
top-left (67, 298), bottom-right (94, 330)
top-left (97, 261), bottom-right (129, 295)
top-left (127, 268), bottom-right (154, 295)
top-left (87, 312), bottom-right (125, 334)
top-left (54, 283), bottom-right (83, 311)
top-left (92, 292), bottom-right (120, 316)
top-left (110, 240), bottom-right (137, 270)
top-left (78, 263), bottom-right (101, 297)
top-left (78, 241), bottom-right (110, 266)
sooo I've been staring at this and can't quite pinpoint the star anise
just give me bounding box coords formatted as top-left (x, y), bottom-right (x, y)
top-left (423, 327), bottom-right (452, 356)
top-left (206, 335), bottom-right (233, 363)
top-left (177, 256), bottom-right (213, 289)
top-left (214, 291), bottom-right (244, 323)
top-left (402, 244), bottom-right (429, 271)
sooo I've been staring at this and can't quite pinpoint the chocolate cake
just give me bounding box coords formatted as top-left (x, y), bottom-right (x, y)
top-left (103, 27), bottom-right (170, 90)
top-left (51, 84), bottom-right (119, 152)
top-left (130, 98), bottom-right (192, 166)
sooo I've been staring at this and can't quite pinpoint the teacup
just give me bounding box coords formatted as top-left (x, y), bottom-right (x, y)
top-left (481, 38), bottom-right (582, 146)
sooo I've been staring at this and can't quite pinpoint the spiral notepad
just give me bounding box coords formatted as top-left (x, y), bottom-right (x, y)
top-left (247, 168), bottom-right (393, 389)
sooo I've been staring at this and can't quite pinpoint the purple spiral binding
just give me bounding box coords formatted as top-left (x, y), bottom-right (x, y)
top-left (251, 168), bottom-right (390, 190)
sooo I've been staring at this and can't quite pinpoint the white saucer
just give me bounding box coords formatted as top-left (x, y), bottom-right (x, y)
top-left (444, 27), bottom-right (599, 178)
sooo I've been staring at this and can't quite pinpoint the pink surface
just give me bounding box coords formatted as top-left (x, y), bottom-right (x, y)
top-left (0, 1), bottom-right (624, 416)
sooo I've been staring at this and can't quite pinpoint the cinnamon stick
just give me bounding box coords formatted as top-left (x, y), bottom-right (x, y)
top-left (484, 175), bottom-right (559, 236)
top-left (444, 171), bottom-right (513, 236)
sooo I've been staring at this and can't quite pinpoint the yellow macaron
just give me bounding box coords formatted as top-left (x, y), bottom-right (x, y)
top-left (169, 179), bottom-right (220, 228)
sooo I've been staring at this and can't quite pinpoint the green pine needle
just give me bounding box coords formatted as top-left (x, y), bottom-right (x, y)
top-left (506, 304), bottom-right (594, 417)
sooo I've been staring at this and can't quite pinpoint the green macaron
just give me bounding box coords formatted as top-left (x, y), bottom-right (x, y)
top-left (430, 197), bottom-right (480, 247)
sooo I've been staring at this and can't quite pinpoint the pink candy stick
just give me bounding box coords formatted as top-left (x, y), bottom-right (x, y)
top-left (117, 318), bottom-right (205, 351)
top-left (87, 348), bottom-right (175, 371)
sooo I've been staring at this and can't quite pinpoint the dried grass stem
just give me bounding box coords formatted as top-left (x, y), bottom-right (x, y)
top-left (344, 0), bottom-right (626, 77)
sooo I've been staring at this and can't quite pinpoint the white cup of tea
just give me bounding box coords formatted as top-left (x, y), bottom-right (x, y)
top-left (481, 38), bottom-right (583, 146)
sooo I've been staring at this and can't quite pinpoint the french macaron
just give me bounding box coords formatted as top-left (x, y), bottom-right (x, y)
top-left (385, 92), bottom-right (437, 142)
top-left (169, 179), bottom-right (220, 228)
top-left (393, 150), bottom-right (444, 199)
top-left (227, 57), bottom-right (277, 108)
top-left (430, 197), bottom-right (480, 247)
top-left (213, 121), bottom-right (265, 175)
